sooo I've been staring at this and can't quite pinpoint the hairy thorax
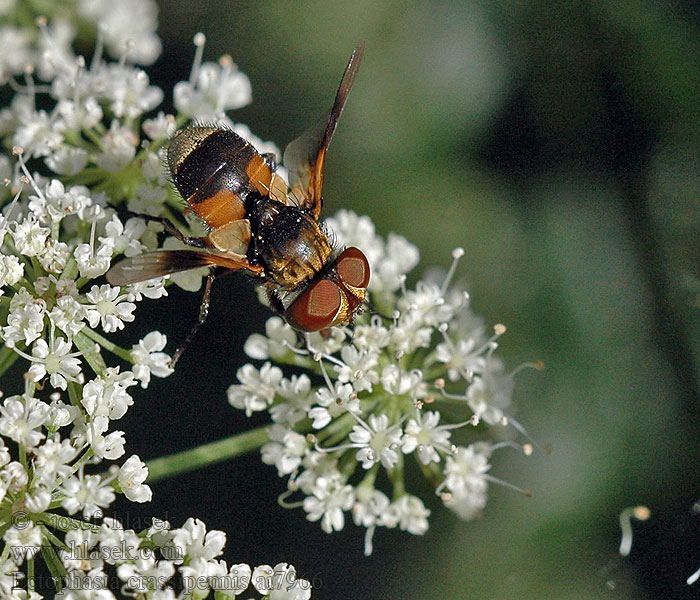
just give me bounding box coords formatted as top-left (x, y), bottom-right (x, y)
top-left (248, 198), bottom-right (333, 289)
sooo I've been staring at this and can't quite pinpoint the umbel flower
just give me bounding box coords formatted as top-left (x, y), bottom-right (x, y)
top-left (0, 1), bottom-right (311, 597)
top-left (0, 0), bottom-right (540, 596)
top-left (228, 211), bottom-right (541, 555)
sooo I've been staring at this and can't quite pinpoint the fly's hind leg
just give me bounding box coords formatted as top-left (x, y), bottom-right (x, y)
top-left (139, 213), bottom-right (208, 248)
top-left (111, 205), bottom-right (208, 248)
top-left (170, 269), bottom-right (218, 368)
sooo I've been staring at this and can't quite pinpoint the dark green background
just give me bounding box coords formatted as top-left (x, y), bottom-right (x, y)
top-left (117, 2), bottom-right (700, 599)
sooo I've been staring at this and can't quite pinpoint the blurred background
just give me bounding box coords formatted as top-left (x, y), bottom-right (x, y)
top-left (116, 1), bottom-right (700, 598)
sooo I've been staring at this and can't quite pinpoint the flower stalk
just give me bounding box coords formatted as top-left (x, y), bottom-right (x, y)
top-left (145, 425), bottom-right (270, 483)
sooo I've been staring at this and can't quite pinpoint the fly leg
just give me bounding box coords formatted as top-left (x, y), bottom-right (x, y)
top-left (265, 287), bottom-right (286, 316)
top-left (110, 205), bottom-right (208, 248)
top-left (170, 270), bottom-right (217, 368)
top-left (261, 152), bottom-right (277, 171)
top-left (137, 212), bottom-right (208, 248)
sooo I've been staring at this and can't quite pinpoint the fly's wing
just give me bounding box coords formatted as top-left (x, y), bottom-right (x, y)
top-left (106, 250), bottom-right (262, 286)
top-left (283, 43), bottom-right (364, 220)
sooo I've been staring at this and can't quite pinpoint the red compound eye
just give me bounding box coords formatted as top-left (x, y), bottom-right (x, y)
top-left (335, 247), bottom-right (370, 289)
top-left (286, 279), bottom-right (342, 332)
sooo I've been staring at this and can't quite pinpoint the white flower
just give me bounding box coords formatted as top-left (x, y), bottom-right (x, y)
top-left (86, 416), bottom-right (126, 459)
top-left (127, 181), bottom-right (168, 216)
top-left (131, 331), bottom-right (173, 388)
top-left (84, 283), bottom-right (136, 332)
top-left (207, 561), bottom-right (251, 597)
top-left (95, 121), bottom-right (137, 171)
top-left (1, 291), bottom-right (45, 347)
top-left (252, 563), bottom-right (310, 600)
top-left (3, 522), bottom-right (41, 563)
top-left (0, 255), bottom-right (23, 287)
top-left (443, 488), bottom-right (487, 520)
top-left (100, 64), bottom-right (163, 118)
top-left (302, 473), bottom-right (354, 533)
top-left (117, 553), bottom-right (175, 591)
top-left (442, 445), bottom-right (490, 496)
top-left (379, 364), bottom-right (426, 398)
top-left (33, 437), bottom-right (79, 485)
top-left (98, 518), bottom-right (143, 566)
top-left (243, 316), bottom-right (297, 361)
top-left (308, 382), bottom-right (358, 430)
top-left (38, 238), bottom-right (70, 272)
top-left (81, 368), bottom-right (136, 420)
top-left (49, 295), bottom-right (87, 337)
top-left (352, 317), bottom-right (391, 352)
top-left (99, 215), bottom-right (146, 257)
top-left (390, 309), bottom-right (434, 353)
top-left (349, 414), bottom-right (403, 470)
top-left (436, 335), bottom-right (487, 381)
top-left (171, 518), bottom-right (226, 562)
top-left (382, 495), bottom-right (430, 535)
top-left (1, 461), bottom-right (28, 495)
top-left (401, 410), bottom-right (453, 464)
top-left (10, 216), bottom-right (49, 257)
top-left (47, 397), bottom-right (79, 431)
top-left (55, 97), bottom-right (103, 131)
top-left (0, 394), bottom-right (49, 447)
top-left (118, 455), bottom-right (152, 503)
top-left (25, 335), bottom-right (82, 390)
top-left (74, 240), bottom-right (113, 278)
top-left (77, 0), bottom-right (161, 64)
top-left (61, 529), bottom-right (102, 572)
top-left (227, 362), bottom-right (283, 416)
top-left (0, 26), bottom-right (33, 82)
top-left (334, 345), bottom-right (379, 392)
top-left (400, 280), bottom-right (457, 327)
top-left (0, 439), bottom-right (10, 469)
top-left (13, 109), bottom-right (64, 158)
top-left (174, 53), bottom-right (252, 120)
top-left (352, 487), bottom-right (391, 555)
top-left (25, 485), bottom-right (51, 513)
top-left (270, 374), bottom-right (315, 425)
top-left (372, 233), bottom-right (420, 292)
top-left (60, 472), bottom-right (117, 518)
top-left (46, 145), bottom-right (89, 175)
top-left (143, 112), bottom-right (176, 140)
top-left (126, 277), bottom-right (168, 301)
top-left (60, 568), bottom-right (112, 599)
top-left (466, 359), bottom-right (513, 425)
top-left (28, 179), bottom-right (93, 224)
top-left (261, 425), bottom-right (309, 476)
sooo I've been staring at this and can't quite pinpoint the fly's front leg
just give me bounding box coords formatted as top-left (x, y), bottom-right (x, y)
top-left (265, 287), bottom-right (286, 316)
top-left (170, 271), bottom-right (217, 368)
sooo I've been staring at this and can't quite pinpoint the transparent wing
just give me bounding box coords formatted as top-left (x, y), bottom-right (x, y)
top-left (283, 43), bottom-right (364, 220)
top-left (106, 250), bottom-right (260, 286)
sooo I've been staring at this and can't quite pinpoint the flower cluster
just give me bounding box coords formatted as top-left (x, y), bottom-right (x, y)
top-left (0, 2), bottom-right (308, 598)
top-left (228, 211), bottom-right (541, 555)
top-left (3, 514), bottom-right (311, 600)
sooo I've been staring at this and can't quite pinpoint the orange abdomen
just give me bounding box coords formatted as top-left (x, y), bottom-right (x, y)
top-left (167, 127), bottom-right (272, 229)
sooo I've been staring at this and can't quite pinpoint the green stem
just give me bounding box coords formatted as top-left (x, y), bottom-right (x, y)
top-left (81, 327), bottom-right (132, 362)
top-left (27, 556), bottom-right (34, 592)
top-left (73, 330), bottom-right (107, 375)
top-left (0, 345), bottom-right (19, 378)
top-left (35, 512), bottom-right (100, 534)
top-left (146, 425), bottom-right (270, 483)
